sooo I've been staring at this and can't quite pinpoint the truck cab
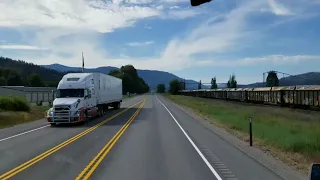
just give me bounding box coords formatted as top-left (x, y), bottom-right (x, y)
top-left (46, 73), bottom-right (97, 125)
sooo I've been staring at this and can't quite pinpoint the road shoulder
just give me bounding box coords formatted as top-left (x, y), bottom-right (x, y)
top-left (161, 95), bottom-right (308, 180)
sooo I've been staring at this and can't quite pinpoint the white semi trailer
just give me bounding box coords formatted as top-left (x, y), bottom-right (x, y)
top-left (45, 73), bottom-right (122, 126)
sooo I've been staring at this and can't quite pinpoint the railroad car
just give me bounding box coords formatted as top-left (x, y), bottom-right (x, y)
top-left (179, 85), bottom-right (320, 110)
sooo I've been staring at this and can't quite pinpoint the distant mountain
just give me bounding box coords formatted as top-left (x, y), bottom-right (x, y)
top-left (280, 72), bottom-right (320, 85)
top-left (242, 72), bottom-right (320, 88)
top-left (217, 83), bottom-right (227, 88)
top-left (41, 64), bottom-right (320, 90)
top-left (42, 64), bottom-right (119, 74)
top-left (42, 64), bottom-right (209, 90)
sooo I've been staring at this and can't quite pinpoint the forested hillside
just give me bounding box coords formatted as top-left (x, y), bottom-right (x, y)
top-left (0, 57), bottom-right (64, 87)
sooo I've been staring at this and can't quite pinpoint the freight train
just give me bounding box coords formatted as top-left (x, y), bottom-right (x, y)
top-left (179, 85), bottom-right (320, 109)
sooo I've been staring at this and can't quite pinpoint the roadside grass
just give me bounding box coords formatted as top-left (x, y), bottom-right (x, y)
top-left (165, 95), bottom-right (320, 173)
top-left (123, 94), bottom-right (136, 100)
top-left (123, 95), bottom-right (131, 99)
top-left (0, 96), bottom-right (30, 111)
top-left (0, 104), bottom-right (49, 129)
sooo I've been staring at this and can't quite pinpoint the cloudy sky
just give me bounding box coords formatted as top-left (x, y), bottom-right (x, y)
top-left (0, 0), bottom-right (319, 84)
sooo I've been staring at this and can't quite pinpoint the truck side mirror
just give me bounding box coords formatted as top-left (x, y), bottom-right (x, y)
top-left (310, 163), bottom-right (320, 180)
top-left (191, 0), bottom-right (212, 6)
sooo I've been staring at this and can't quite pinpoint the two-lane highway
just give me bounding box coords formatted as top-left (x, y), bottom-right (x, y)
top-left (0, 95), bottom-right (287, 180)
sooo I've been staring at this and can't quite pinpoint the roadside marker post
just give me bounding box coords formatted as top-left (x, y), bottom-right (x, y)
top-left (249, 117), bottom-right (253, 146)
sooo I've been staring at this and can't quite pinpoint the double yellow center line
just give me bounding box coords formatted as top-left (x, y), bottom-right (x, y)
top-left (0, 99), bottom-right (146, 180)
top-left (76, 98), bottom-right (147, 180)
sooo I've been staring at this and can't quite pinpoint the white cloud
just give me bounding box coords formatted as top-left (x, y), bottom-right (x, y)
top-left (124, 0), bottom-right (153, 4)
top-left (162, 0), bottom-right (188, 3)
top-left (267, 0), bottom-right (293, 16)
top-left (192, 55), bottom-right (320, 67)
top-left (0, 0), bottom-right (160, 33)
top-left (144, 24), bottom-right (152, 29)
top-left (126, 41), bottom-right (154, 46)
top-left (0, 0), bottom-right (319, 74)
top-left (155, 5), bottom-right (165, 10)
top-left (164, 9), bottom-right (202, 19)
top-left (0, 44), bottom-right (48, 50)
top-left (169, 6), bottom-right (180, 9)
top-left (160, 0), bottom-right (262, 61)
top-left (236, 55), bottom-right (320, 66)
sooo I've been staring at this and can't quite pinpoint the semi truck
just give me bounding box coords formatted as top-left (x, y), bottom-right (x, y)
top-left (45, 72), bottom-right (122, 126)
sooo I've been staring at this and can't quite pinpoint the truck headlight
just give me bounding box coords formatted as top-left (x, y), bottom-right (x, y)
top-left (74, 110), bottom-right (80, 117)
top-left (47, 108), bottom-right (53, 117)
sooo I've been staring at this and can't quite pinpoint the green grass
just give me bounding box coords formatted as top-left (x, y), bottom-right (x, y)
top-left (165, 95), bottom-right (320, 170)
top-left (123, 95), bottom-right (135, 100)
top-left (0, 104), bottom-right (49, 129)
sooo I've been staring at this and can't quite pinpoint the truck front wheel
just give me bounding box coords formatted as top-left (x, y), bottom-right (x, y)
top-left (113, 102), bottom-right (120, 110)
top-left (98, 106), bottom-right (104, 117)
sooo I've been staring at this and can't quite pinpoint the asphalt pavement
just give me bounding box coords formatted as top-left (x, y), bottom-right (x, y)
top-left (0, 94), bottom-right (288, 180)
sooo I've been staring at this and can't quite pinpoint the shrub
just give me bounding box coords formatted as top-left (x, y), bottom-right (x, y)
top-left (0, 96), bottom-right (30, 112)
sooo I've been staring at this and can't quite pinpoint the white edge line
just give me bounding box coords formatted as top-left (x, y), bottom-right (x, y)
top-left (156, 96), bottom-right (223, 180)
top-left (0, 125), bottom-right (50, 142)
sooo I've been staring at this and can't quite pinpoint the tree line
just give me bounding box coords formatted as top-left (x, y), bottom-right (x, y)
top-left (156, 79), bottom-right (182, 95)
top-left (156, 71), bottom-right (280, 94)
top-left (0, 67), bottom-right (59, 87)
top-left (207, 71), bottom-right (279, 89)
top-left (108, 65), bottom-right (150, 94)
top-left (198, 74), bottom-right (238, 89)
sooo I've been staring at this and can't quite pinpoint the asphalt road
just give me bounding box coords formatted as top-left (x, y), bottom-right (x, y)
top-left (0, 95), bottom-right (286, 180)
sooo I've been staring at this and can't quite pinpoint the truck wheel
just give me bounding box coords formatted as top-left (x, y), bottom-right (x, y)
top-left (79, 114), bottom-right (88, 125)
top-left (113, 102), bottom-right (120, 110)
top-left (97, 107), bottom-right (102, 117)
top-left (50, 123), bottom-right (57, 126)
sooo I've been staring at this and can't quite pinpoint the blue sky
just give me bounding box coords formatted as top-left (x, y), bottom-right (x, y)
top-left (0, 0), bottom-right (320, 84)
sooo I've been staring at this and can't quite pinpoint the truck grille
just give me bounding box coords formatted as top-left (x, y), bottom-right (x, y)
top-left (53, 105), bottom-right (72, 122)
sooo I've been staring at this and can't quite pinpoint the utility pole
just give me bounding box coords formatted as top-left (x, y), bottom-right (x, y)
top-left (82, 52), bottom-right (84, 73)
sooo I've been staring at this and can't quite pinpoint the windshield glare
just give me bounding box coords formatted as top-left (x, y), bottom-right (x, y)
top-left (57, 89), bottom-right (84, 98)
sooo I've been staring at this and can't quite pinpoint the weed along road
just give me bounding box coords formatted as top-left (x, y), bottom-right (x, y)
top-left (0, 95), bottom-right (297, 180)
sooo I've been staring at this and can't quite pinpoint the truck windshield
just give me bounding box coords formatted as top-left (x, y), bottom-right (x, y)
top-left (57, 89), bottom-right (84, 98)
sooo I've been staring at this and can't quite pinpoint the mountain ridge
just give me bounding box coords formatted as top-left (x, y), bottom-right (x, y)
top-left (41, 64), bottom-right (320, 90)
top-left (41, 64), bottom-right (210, 90)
